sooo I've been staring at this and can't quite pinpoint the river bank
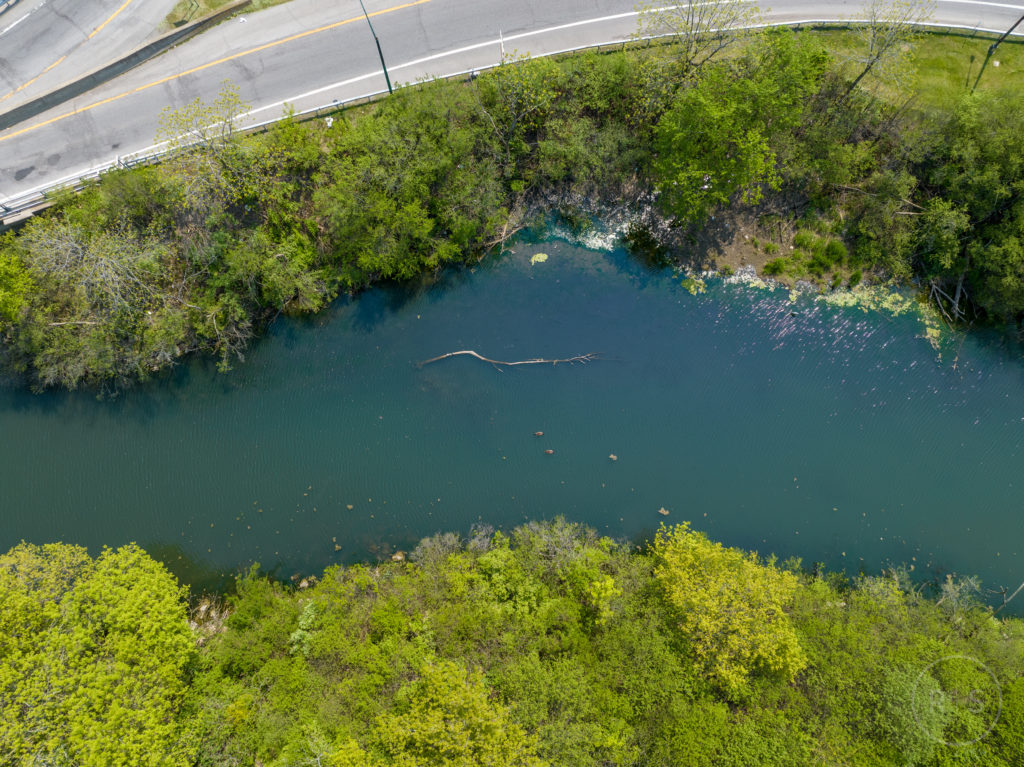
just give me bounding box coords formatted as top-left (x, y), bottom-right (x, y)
top-left (0, 29), bottom-right (1022, 390)
top-left (4, 520), bottom-right (1022, 765)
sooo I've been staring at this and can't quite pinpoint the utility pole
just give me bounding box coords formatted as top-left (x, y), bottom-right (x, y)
top-left (972, 12), bottom-right (1024, 92)
top-left (357, 0), bottom-right (393, 95)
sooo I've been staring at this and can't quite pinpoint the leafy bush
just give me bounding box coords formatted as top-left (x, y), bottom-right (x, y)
top-left (793, 230), bottom-right (817, 250)
top-left (652, 523), bottom-right (806, 698)
top-left (824, 238), bottom-right (848, 265)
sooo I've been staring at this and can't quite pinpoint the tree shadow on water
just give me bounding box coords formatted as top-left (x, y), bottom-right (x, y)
top-left (145, 541), bottom-right (240, 596)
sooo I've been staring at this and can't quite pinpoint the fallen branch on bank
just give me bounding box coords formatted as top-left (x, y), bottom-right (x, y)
top-left (418, 350), bottom-right (600, 370)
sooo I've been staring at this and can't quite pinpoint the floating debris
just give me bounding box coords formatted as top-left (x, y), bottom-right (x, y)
top-left (530, 252), bottom-right (549, 265)
top-left (346, 504), bottom-right (354, 510)
top-left (658, 507), bottom-right (670, 516)
top-left (534, 431), bottom-right (544, 437)
top-left (609, 454), bottom-right (618, 461)
top-left (391, 551), bottom-right (406, 562)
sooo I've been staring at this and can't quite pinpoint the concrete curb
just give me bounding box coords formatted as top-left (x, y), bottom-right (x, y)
top-left (0, 0), bottom-right (251, 133)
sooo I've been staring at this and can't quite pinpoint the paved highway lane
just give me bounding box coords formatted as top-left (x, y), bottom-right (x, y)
top-left (1, 0), bottom-right (1022, 208)
top-left (0, 0), bottom-right (175, 111)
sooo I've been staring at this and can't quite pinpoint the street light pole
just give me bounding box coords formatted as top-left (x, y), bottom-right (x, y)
top-left (357, 0), bottom-right (393, 95)
top-left (972, 12), bottom-right (1024, 92)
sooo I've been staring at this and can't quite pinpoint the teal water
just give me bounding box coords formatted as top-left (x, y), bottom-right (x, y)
top-left (1, 233), bottom-right (1022, 598)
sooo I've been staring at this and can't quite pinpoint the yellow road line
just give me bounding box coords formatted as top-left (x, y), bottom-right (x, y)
top-left (0, 55), bottom-right (67, 104)
top-left (88, 0), bottom-right (138, 39)
top-left (1, 0), bottom-right (138, 103)
top-left (0, 0), bottom-right (432, 144)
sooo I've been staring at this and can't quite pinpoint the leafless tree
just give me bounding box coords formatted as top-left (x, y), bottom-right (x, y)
top-left (635, 0), bottom-right (764, 75)
top-left (844, 0), bottom-right (936, 95)
top-left (20, 220), bottom-right (163, 317)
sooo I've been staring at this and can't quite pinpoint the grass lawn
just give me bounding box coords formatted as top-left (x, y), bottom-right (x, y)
top-left (810, 27), bottom-right (1024, 111)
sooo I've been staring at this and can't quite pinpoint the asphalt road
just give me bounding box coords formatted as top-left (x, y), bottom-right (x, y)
top-left (1, 0), bottom-right (1022, 209)
top-left (0, 0), bottom-right (176, 111)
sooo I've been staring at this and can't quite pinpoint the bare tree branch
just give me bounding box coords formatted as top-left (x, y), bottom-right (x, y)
top-left (844, 0), bottom-right (935, 96)
top-left (418, 350), bottom-right (600, 369)
top-left (636, 1), bottom-right (764, 74)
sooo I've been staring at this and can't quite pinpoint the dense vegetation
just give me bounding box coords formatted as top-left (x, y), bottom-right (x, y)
top-left (1, 23), bottom-right (1023, 389)
top-left (2, 521), bottom-right (1022, 765)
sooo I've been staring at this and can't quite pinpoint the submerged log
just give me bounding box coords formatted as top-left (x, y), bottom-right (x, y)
top-left (418, 350), bottom-right (600, 369)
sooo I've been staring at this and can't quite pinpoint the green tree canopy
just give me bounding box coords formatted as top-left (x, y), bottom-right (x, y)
top-left (373, 659), bottom-right (546, 766)
top-left (653, 522), bottom-right (807, 698)
top-left (653, 31), bottom-right (829, 226)
top-left (0, 543), bottom-right (195, 766)
top-left (0, 238), bottom-right (32, 327)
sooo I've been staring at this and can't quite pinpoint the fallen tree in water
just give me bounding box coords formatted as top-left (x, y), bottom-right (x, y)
top-left (418, 350), bottom-right (600, 369)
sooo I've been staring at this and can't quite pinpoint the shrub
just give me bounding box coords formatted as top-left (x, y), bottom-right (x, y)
top-left (825, 239), bottom-right (848, 265)
top-left (793, 230), bottom-right (816, 250)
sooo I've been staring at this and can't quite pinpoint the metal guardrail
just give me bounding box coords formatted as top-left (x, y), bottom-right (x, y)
top-left (2, 18), bottom-right (1021, 225)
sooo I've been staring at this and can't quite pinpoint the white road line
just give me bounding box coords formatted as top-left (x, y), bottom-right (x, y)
top-left (941, 0), bottom-right (1024, 9)
top-left (4, 0), bottom-right (1024, 208)
top-left (0, 0), bottom-right (48, 37)
top-left (0, 11), bottom-right (29, 36)
top-left (239, 0), bottom-right (1024, 123)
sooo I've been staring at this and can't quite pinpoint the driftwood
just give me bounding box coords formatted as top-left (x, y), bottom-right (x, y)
top-left (418, 350), bottom-right (600, 370)
top-left (993, 581), bottom-right (1024, 616)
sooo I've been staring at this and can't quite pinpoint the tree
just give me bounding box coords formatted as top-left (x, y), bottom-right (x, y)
top-left (156, 80), bottom-right (249, 163)
top-left (652, 32), bottom-right (829, 226)
top-left (373, 660), bottom-right (547, 766)
top-left (635, 0), bottom-right (763, 75)
top-left (0, 543), bottom-right (195, 766)
top-left (919, 91), bottom-right (1024, 319)
top-left (18, 219), bottom-right (164, 318)
top-left (0, 238), bottom-right (32, 326)
top-left (652, 523), bottom-right (807, 698)
top-left (475, 55), bottom-right (561, 171)
top-left (844, 0), bottom-right (935, 95)
top-left (155, 81), bottom-right (255, 220)
top-left (875, 665), bottom-right (950, 764)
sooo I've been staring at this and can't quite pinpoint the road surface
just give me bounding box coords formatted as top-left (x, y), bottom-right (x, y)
top-left (1, 0), bottom-right (1022, 212)
top-left (0, 0), bottom-right (176, 111)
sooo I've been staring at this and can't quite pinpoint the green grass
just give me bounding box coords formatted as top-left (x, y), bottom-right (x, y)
top-left (761, 229), bottom-right (850, 287)
top-left (811, 29), bottom-right (1024, 112)
top-left (163, 0), bottom-right (291, 30)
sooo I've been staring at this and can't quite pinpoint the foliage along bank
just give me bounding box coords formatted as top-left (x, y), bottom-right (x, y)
top-left (0, 28), bottom-right (1023, 389)
top-left (1, 520), bottom-right (1022, 766)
